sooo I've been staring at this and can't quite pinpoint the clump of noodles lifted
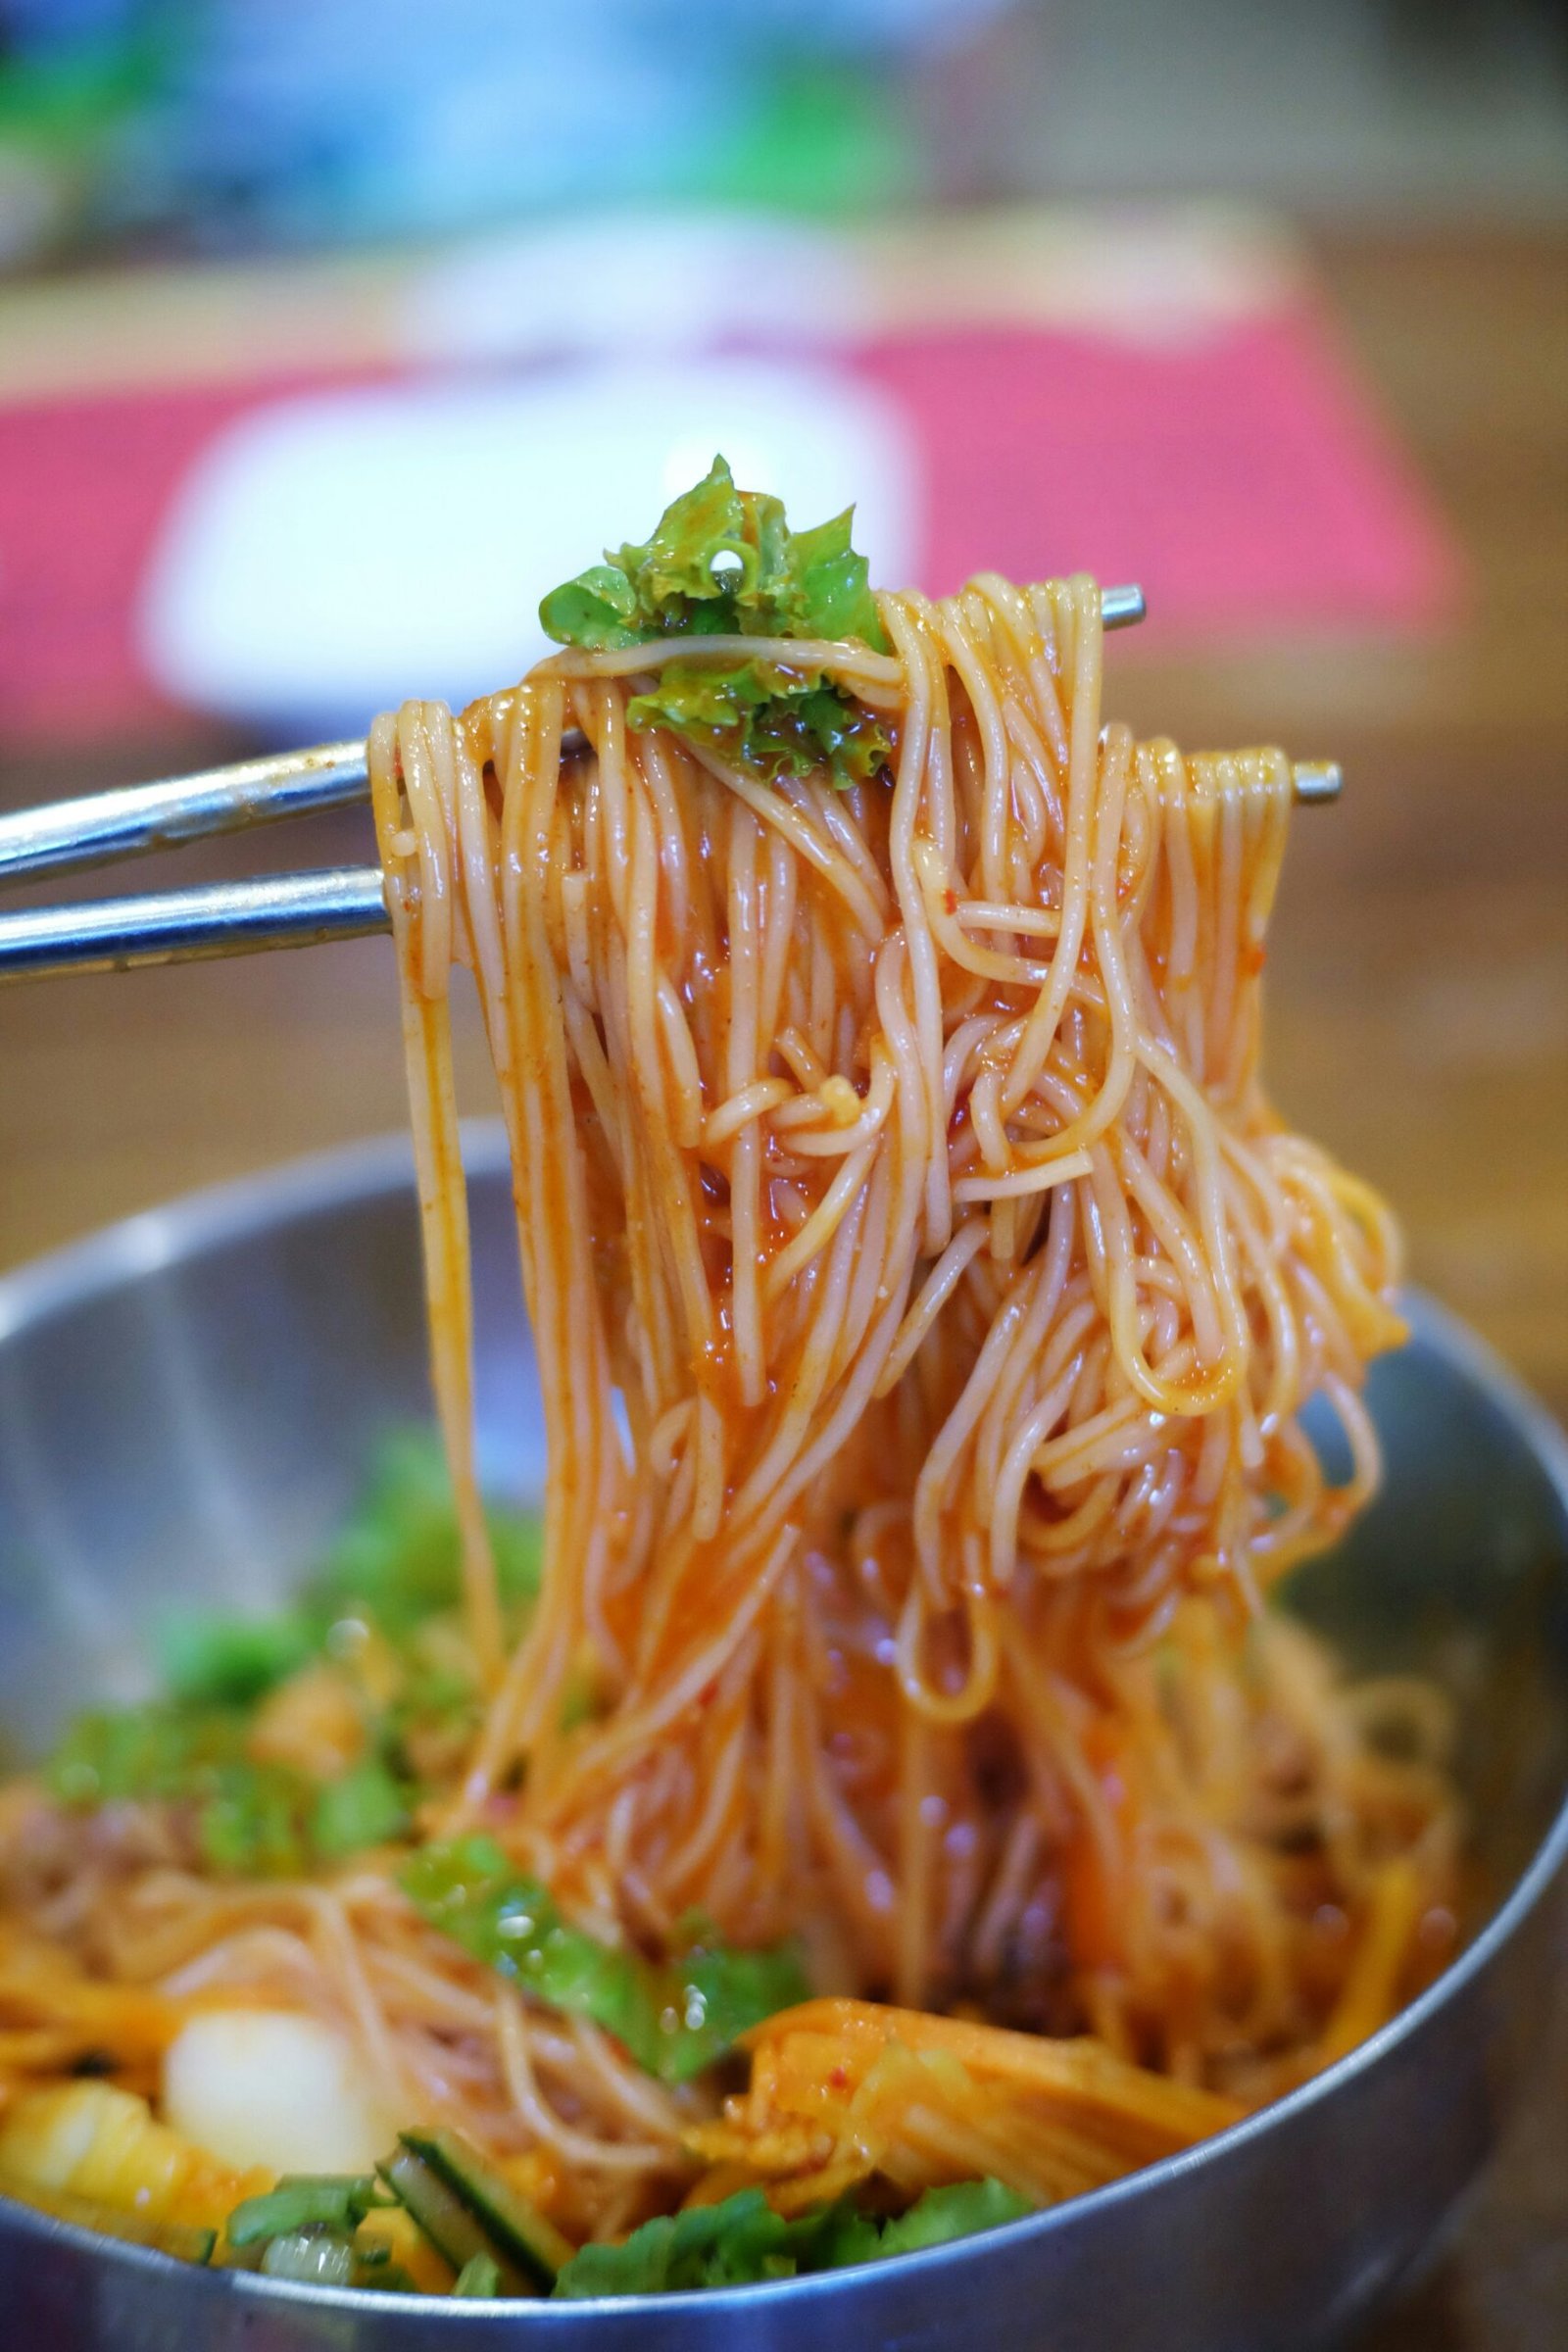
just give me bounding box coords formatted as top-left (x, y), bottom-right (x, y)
top-left (0, 472), bottom-right (1454, 2275)
top-left (367, 519), bottom-right (1417, 2082)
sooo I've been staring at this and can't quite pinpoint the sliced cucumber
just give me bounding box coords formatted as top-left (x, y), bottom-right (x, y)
top-left (399, 2127), bottom-right (573, 2290)
top-left (376, 2147), bottom-right (534, 2297)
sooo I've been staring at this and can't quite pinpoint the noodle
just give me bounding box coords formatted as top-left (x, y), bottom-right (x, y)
top-left (370, 575), bottom-right (1420, 1991)
top-left (0, 473), bottom-right (1458, 2287)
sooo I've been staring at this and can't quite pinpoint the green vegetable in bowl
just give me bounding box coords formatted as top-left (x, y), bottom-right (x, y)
top-left (874, 2177), bottom-right (1034, 2256)
top-left (42, 1432), bottom-right (542, 1877)
top-left (554, 2187), bottom-right (854, 2298)
top-left (225, 2173), bottom-right (417, 2292)
top-left (453, 2252), bottom-right (503, 2297)
top-left (398, 2129), bottom-right (571, 2289)
top-left (378, 2145), bottom-right (529, 2291)
top-left (226, 2157), bottom-right (1031, 2304)
top-left (309, 1756), bottom-right (412, 1859)
top-left (225, 2174), bottom-right (382, 2247)
top-left (259, 2230), bottom-right (360, 2286)
top-left (159, 1610), bottom-right (318, 1708)
top-left (553, 2178), bottom-right (1034, 2298)
top-left (400, 1836), bottom-right (808, 2083)
top-left (48, 1703), bottom-right (317, 1879)
top-left (306, 1430), bottom-right (543, 1641)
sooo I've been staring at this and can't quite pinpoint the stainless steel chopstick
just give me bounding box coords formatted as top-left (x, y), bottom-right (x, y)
top-left (0, 742), bottom-right (371, 891)
top-left (0, 586), bottom-right (1153, 896)
top-left (0, 868), bottom-right (390, 982)
top-left (0, 754), bottom-right (1347, 984)
top-left (0, 581), bottom-right (1348, 984)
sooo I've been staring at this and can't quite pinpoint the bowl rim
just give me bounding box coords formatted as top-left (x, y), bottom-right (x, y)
top-left (2, 1126), bottom-right (1567, 2323)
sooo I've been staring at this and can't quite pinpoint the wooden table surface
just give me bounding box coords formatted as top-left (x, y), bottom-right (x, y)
top-left (1, 228), bottom-right (1565, 2347)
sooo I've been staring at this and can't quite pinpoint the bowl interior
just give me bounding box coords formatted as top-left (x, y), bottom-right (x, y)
top-left (2, 1132), bottom-right (1567, 1933)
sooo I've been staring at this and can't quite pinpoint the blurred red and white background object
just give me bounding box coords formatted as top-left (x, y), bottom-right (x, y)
top-left (0, 205), bottom-right (1459, 747)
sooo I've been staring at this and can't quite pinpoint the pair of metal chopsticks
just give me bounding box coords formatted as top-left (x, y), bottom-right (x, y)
top-left (0, 589), bottom-right (1341, 984)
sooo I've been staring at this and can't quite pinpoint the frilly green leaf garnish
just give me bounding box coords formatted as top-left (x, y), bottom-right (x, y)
top-left (539, 457), bottom-right (892, 790)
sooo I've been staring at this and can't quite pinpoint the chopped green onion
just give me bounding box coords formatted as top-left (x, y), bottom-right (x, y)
top-left (227, 2175), bottom-right (380, 2248)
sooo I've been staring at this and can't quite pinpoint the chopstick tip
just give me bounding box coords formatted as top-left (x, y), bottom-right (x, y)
top-left (1102, 585), bottom-right (1146, 631)
top-left (1292, 760), bottom-right (1344, 806)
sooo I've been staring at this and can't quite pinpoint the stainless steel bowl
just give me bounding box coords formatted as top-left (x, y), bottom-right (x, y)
top-left (2, 1129), bottom-right (1566, 2352)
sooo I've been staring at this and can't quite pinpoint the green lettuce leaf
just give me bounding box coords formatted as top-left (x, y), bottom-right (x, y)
top-left (536, 564), bottom-right (644, 653)
top-left (539, 457), bottom-right (891, 791)
top-left (790, 506), bottom-right (882, 644)
top-left (400, 1837), bottom-right (808, 2083)
top-left (145, 1434), bottom-right (542, 1711)
top-left (874, 2177), bottom-right (1032, 2256)
top-left (625, 660), bottom-right (891, 793)
top-left (197, 1756), bottom-right (313, 1876)
top-left (673, 1936), bottom-right (815, 2080)
top-left (47, 1697), bottom-right (418, 1880)
top-left (612, 459), bottom-right (764, 622)
top-left (552, 2178), bottom-right (1032, 2298)
top-left (554, 2188), bottom-right (803, 2298)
